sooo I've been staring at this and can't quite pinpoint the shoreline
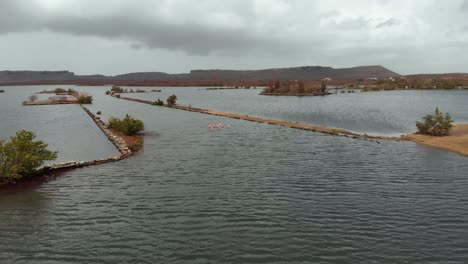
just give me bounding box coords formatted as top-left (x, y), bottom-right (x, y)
top-left (402, 124), bottom-right (468, 156)
top-left (117, 96), bottom-right (468, 157)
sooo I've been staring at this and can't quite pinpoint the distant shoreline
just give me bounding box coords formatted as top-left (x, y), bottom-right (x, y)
top-left (260, 92), bottom-right (332, 96)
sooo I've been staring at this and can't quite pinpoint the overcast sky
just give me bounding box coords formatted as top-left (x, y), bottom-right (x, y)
top-left (1, 0), bottom-right (468, 75)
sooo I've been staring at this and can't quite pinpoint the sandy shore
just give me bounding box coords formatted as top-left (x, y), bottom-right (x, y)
top-left (402, 124), bottom-right (468, 156)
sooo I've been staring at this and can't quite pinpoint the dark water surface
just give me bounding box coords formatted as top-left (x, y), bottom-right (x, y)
top-left (1, 86), bottom-right (468, 263)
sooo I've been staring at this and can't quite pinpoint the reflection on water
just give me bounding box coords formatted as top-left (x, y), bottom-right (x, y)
top-left (1, 86), bottom-right (468, 263)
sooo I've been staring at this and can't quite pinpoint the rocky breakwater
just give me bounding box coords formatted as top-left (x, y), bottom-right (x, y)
top-left (42, 106), bottom-right (133, 173)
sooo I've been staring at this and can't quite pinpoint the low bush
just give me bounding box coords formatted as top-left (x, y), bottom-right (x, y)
top-left (416, 107), bottom-right (453, 136)
top-left (67, 89), bottom-right (79, 97)
top-left (166, 94), bottom-right (177, 106)
top-left (0, 130), bottom-right (58, 183)
top-left (152, 99), bottom-right (164, 106)
top-left (108, 114), bottom-right (144, 135)
top-left (78, 95), bottom-right (93, 104)
top-left (111, 85), bottom-right (124, 93)
top-left (28, 94), bottom-right (38, 102)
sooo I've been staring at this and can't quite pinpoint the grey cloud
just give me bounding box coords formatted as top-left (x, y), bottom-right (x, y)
top-left (44, 15), bottom-right (275, 56)
top-left (461, 0), bottom-right (468, 11)
top-left (0, 0), bottom-right (302, 56)
top-left (376, 18), bottom-right (401, 29)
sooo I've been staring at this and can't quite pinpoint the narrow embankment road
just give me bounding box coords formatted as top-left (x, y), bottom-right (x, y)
top-left (118, 96), bottom-right (468, 157)
top-left (119, 96), bottom-right (400, 141)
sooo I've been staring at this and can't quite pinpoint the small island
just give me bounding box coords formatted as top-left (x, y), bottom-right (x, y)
top-left (23, 88), bottom-right (93, 105)
top-left (261, 80), bottom-right (331, 96)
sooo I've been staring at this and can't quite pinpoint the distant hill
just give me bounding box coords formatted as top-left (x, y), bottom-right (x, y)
top-left (0, 71), bottom-right (76, 84)
top-left (0, 65), bottom-right (399, 85)
top-left (187, 65), bottom-right (399, 81)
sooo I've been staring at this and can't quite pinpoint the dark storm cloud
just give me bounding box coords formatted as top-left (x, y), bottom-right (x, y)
top-left (0, 0), bottom-right (300, 56)
top-left (43, 15), bottom-right (273, 55)
top-left (1, 0), bottom-right (468, 74)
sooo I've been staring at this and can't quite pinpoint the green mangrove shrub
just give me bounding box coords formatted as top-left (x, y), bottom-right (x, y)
top-left (0, 130), bottom-right (58, 183)
top-left (166, 94), bottom-right (177, 106)
top-left (108, 114), bottom-right (145, 135)
top-left (416, 107), bottom-right (453, 136)
top-left (152, 99), bottom-right (164, 106)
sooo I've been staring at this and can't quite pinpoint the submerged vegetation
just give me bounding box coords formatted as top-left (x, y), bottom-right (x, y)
top-left (0, 130), bottom-right (58, 184)
top-left (416, 107), bottom-right (453, 136)
top-left (122, 134), bottom-right (144, 152)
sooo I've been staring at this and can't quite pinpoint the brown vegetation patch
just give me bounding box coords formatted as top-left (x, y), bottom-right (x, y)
top-left (22, 99), bottom-right (79, 106)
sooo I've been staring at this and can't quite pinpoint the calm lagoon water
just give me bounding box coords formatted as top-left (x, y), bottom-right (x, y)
top-left (126, 87), bottom-right (468, 136)
top-left (1, 86), bottom-right (468, 263)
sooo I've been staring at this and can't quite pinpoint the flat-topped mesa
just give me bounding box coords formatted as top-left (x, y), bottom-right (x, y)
top-left (0, 70), bottom-right (76, 84)
top-left (0, 65), bottom-right (400, 85)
